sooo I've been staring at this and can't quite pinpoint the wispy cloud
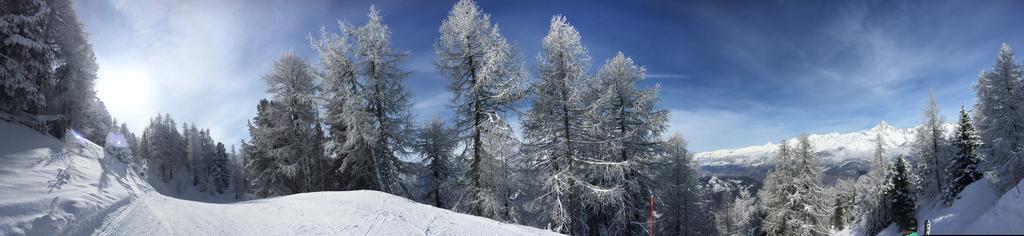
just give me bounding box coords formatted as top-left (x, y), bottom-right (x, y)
top-left (667, 109), bottom-right (788, 152)
top-left (646, 73), bottom-right (689, 79)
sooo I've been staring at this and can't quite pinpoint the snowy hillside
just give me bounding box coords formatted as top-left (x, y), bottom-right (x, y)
top-left (855, 179), bottom-right (1024, 236)
top-left (0, 121), bottom-right (558, 235)
top-left (694, 121), bottom-right (953, 183)
top-left (0, 119), bottom-right (149, 235)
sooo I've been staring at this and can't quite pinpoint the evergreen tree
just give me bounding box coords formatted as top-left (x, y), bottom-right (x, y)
top-left (975, 43), bottom-right (1024, 193)
top-left (211, 142), bottom-right (231, 194)
top-left (888, 156), bottom-right (917, 227)
top-left (350, 6), bottom-right (414, 195)
top-left (760, 135), bottom-right (828, 236)
top-left (435, 0), bottom-right (528, 218)
top-left (582, 52), bottom-right (667, 234)
top-left (522, 15), bottom-right (591, 234)
top-left (310, 20), bottom-right (380, 192)
top-left (828, 178), bottom-right (857, 230)
top-left (655, 134), bottom-right (716, 236)
top-left (943, 105), bottom-right (983, 205)
top-left (412, 117), bottom-right (458, 208)
top-left (41, 0), bottom-right (102, 138)
top-left (245, 53), bottom-right (323, 197)
top-left (718, 187), bottom-right (756, 236)
top-left (0, 0), bottom-right (53, 113)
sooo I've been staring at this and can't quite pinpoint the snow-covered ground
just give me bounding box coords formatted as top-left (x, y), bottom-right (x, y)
top-left (0, 120), bottom-right (558, 235)
top-left (0, 120), bottom-right (149, 235)
top-left (91, 191), bottom-right (555, 235)
top-left (874, 179), bottom-right (1024, 235)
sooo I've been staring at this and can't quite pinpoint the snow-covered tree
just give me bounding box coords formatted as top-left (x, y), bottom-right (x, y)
top-left (347, 6), bottom-right (414, 195)
top-left (210, 142), bottom-right (231, 194)
top-left (718, 187), bottom-right (757, 236)
top-left (81, 98), bottom-right (112, 144)
top-left (888, 156), bottom-right (917, 227)
top-left (827, 178), bottom-right (857, 230)
top-left (912, 89), bottom-right (948, 202)
top-left (310, 20), bottom-right (378, 192)
top-left (413, 117), bottom-right (458, 208)
top-left (229, 145), bottom-right (248, 199)
top-left (142, 114), bottom-right (187, 184)
top-left (655, 134), bottom-right (716, 236)
top-left (943, 105), bottom-right (983, 206)
top-left (245, 53), bottom-right (324, 197)
top-left (435, 0), bottom-right (528, 218)
top-left (582, 52), bottom-right (667, 234)
top-left (975, 43), bottom-right (1024, 193)
top-left (760, 135), bottom-right (828, 236)
top-left (521, 15), bottom-right (591, 234)
top-left (41, 0), bottom-right (102, 138)
top-left (1, 0), bottom-right (53, 113)
top-left (859, 133), bottom-right (892, 235)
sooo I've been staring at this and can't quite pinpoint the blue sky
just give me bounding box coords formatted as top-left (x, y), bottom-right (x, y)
top-left (77, 0), bottom-right (1024, 152)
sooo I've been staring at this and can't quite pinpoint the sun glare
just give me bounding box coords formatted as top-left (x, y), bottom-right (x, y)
top-left (96, 65), bottom-right (153, 118)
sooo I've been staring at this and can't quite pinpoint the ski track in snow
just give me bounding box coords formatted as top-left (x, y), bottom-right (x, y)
top-left (87, 191), bottom-right (559, 235)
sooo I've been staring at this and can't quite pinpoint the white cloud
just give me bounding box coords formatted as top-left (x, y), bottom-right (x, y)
top-left (412, 91), bottom-right (451, 119)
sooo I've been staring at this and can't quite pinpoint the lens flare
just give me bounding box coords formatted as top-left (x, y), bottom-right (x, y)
top-left (106, 131), bottom-right (129, 148)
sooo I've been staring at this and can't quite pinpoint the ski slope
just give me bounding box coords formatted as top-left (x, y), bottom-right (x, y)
top-left (0, 120), bottom-right (558, 235)
top-left (92, 190), bottom-right (555, 235)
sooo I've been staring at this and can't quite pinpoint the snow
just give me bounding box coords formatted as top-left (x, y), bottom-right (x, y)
top-left (0, 119), bottom-right (148, 235)
top-left (694, 121), bottom-right (954, 167)
top-left (91, 191), bottom-right (557, 235)
top-left (874, 179), bottom-right (1024, 235)
top-left (0, 120), bottom-right (559, 235)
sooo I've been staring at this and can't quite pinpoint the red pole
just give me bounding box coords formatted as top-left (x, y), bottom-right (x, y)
top-left (650, 193), bottom-right (654, 236)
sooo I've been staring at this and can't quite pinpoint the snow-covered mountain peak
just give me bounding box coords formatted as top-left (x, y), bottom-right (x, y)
top-left (695, 122), bottom-right (929, 168)
top-left (871, 120), bottom-right (894, 132)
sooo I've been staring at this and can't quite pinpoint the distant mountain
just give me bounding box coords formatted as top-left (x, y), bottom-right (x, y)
top-left (694, 121), bottom-right (953, 186)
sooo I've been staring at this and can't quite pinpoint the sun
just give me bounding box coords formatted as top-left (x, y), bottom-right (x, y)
top-left (95, 63), bottom-right (153, 120)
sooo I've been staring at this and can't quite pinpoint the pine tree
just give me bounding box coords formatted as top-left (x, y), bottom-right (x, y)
top-left (244, 53), bottom-right (323, 197)
top-left (582, 52), bottom-right (667, 234)
top-left (912, 90), bottom-right (948, 202)
top-left (211, 142), bottom-right (231, 194)
top-left (522, 15), bottom-right (591, 234)
top-left (760, 135), bottom-right (828, 236)
top-left (413, 117), bottom-right (458, 208)
top-left (311, 22), bottom-right (353, 191)
top-left (828, 178), bottom-right (857, 230)
top-left (436, 0), bottom-right (528, 218)
top-left (943, 105), bottom-right (983, 205)
top-left (41, 0), bottom-right (102, 138)
top-left (888, 156), bottom-right (917, 227)
top-left (348, 6), bottom-right (414, 195)
top-left (655, 134), bottom-right (716, 236)
top-left (719, 187), bottom-right (756, 236)
top-left (975, 43), bottom-right (1024, 193)
top-left (82, 99), bottom-right (112, 144)
top-left (0, 0), bottom-right (53, 113)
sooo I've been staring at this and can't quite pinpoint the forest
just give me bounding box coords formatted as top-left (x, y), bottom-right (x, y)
top-left (4, 0), bottom-right (1024, 235)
